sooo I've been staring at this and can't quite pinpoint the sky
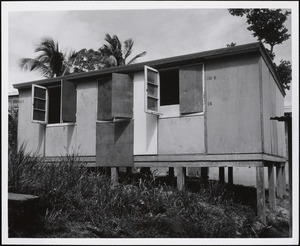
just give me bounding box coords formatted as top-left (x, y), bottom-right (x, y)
top-left (3, 1), bottom-right (298, 108)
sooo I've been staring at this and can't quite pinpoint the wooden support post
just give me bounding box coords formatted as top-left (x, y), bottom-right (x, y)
top-left (281, 164), bottom-right (286, 196)
top-left (140, 167), bottom-right (151, 176)
top-left (288, 160), bottom-right (292, 238)
top-left (176, 167), bottom-right (186, 192)
top-left (276, 165), bottom-right (284, 199)
top-left (169, 167), bottom-right (175, 187)
top-left (286, 116), bottom-right (292, 237)
top-left (228, 167), bottom-right (233, 185)
top-left (125, 167), bottom-right (132, 179)
top-left (111, 167), bottom-right (119, 188)
top-left (219, 167), bottom-right (225, 183)
top-left (268, 164), bottom-right (276, 211)
top-left (105, 167), bottom-right (111, 176)
top-left (201, 167), bottom-right (208, 180)
top-left (256, 167), bottom-right (266, 224)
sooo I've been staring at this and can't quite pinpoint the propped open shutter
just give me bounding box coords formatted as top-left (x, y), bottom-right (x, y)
top-left (179, 64), bottom-right (203, 114)
top-left (32, 84), bottom-right (48, 124)
top-left (144, 66), bottom-right (160, 114)
top-left (96, 120), bottom-right (134, 167)
top-left (98, 77), bottom-right (113, 120)
top-left (61, 80), bottom-right (77, 122)
top-left (112, 73), bottom-right (133, 118)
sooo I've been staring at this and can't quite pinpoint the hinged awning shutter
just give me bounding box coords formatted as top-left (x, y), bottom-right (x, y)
top-left (98, 77), bottom-right (112, 120)
top-left (111, 73), bottom-right (133, 118)
top-left (97, 73), bottom-right (133, 121)
top-left (179, 64), bottom-right (203, 114)
top-left (32, 84), bottom-right (48, 124)
top-left (144, 66), bottom-right (160, 114)
top-left (61, 80), bottom-right (77, 122)
top-left (96, 120), bottom-right (134, 167)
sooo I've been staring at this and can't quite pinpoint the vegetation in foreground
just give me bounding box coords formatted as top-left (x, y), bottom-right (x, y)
top-left (8, 148), bottom-right (264, 238)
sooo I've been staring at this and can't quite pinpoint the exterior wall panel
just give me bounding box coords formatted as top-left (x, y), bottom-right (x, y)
top-left (261, 58), bottom-right (286, 157)
top-left (276, 79), bottom-right (286, 157)
top-left (17, 89), bottom-right (45, 156)
top-left (45, 124), bottom-right (77, 156)
top-left (262, 59), bottom-right (271, 154)
top-left (133, 71), bottom-right (158, 155)
top-left (76, 80), bottom-right (98, 156)
top-left (158, 116), bottom-right (205, 154)
top-left (206, 54), bottom-right (262, 154)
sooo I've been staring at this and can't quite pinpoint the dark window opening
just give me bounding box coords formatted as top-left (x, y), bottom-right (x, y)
top-left (160, 69), bottom-right (179, 106)
top-left (48, 86), bottom-right (61, 124)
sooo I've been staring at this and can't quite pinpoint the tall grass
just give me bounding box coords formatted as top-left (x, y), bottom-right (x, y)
top-left (8, 147), bottom-right (258, 238)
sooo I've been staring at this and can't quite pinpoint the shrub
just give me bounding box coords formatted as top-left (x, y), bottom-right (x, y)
top-left (8, 108), bottom-right (18, 154)
top-left (8, 149), bottom-right (258, 237)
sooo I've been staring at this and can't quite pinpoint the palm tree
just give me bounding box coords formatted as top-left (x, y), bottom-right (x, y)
top-left (99, 34), bottom-right (147, 67)
top-left (19, 36), bottom-right (77, 78)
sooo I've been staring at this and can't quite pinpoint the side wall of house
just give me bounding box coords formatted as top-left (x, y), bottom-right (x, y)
top-left (205, 53), bottom-right (262, 154)
top-left (261, 58), bottom-right (286, 157)
top-left (17, 89), bottom-right (45, 156)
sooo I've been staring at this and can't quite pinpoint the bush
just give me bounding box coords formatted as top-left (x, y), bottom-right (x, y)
top-left (8, 149), bottom-right (258, 238)
top-left (8, 108), bottom-right (18, 154)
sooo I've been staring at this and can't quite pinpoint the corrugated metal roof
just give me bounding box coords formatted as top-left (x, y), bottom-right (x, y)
top-left (13, 42), bottom-right (285, 95)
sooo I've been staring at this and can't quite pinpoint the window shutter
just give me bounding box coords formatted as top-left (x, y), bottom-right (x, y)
top-left (111, 73), bottom-right (133, 118)
top-left (61, 80), bottom-right (77, 122)
top-left (32, 84), bottom-right (48, 124)
top-left (98, 74), bottom-right (133, 121)
top-left (96, 120), bottom-right (134, 167)
top-left (144, 66), bottom-right (160, 114)
top-left (179, 64), bottom-right (203, 114)
top-left (98, 77), bottom-right (113, 120)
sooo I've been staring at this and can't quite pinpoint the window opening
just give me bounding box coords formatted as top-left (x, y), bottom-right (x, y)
top-left (48, 86), bottom-right (61, 124)
top-left (160, 69), bottom-right (179, 106)
top-left (31, 80), bottom-right (76, 124)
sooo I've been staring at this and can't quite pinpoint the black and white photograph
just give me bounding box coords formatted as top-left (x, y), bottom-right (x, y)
top-left (2, 1), bottom-right (299, 245)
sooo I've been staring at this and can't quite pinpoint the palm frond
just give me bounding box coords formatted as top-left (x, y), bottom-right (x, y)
top-left (68, 50), bottom-right (78, 61)
top-left (100, 44), bottom-right (114, 56)
top-left (61, 50), bottom-right (78, 76)
top-left (113, 35), bottom-right (122, 51)
top-left (123, 39), bottom-right (134, 60)
top-left (104, 33), bottom-right (114, 45)
top-left (126, 51), bottom-right (147, 65)
top-left (34, 36), bottom-right (57, 57)
top-left (18, 58), bottom-right (51, 77)
top-left (35, 53), bottom-right (50, 64)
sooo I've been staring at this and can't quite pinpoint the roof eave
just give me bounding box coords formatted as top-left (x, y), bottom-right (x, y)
top-left (13, 42), bottom-right (265, 90)
top-left (258, 43), bottom-right (286, 96)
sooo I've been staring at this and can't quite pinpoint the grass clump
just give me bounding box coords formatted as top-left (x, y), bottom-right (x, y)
top-left (8, 149), bottom-right (259, 238)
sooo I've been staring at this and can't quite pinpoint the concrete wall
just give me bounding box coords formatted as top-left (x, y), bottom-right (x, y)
top-left (133, 71), bottom-right (158, 155)
top-left (206, 54), bottom-right (262, 154)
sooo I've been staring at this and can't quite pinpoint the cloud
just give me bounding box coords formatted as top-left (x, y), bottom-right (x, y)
top-left (6, 7), bottom-right (293, 103)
